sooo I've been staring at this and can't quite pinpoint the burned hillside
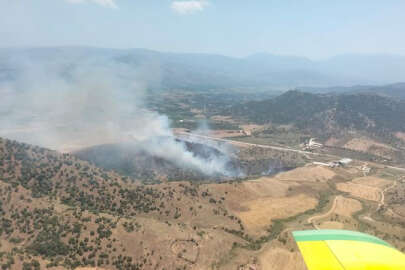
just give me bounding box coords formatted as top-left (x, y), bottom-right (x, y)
top-left (74, 139), bottom-right (299, 183)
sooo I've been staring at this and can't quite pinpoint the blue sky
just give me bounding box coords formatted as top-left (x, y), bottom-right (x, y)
top-left (1, 0), bottom-right (405, 59)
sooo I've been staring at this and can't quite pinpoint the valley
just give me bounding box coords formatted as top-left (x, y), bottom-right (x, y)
top-left (1, 49), bottom-right (405, 270)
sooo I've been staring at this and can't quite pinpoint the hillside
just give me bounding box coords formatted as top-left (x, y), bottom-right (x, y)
top-left (1, 136), bottom-right (405, 269)
top-left (74, 141), bottom-right (237, 182)
top-left (226, 91), bottom-right (405, 138)
top-left (0, 137), bottom-right (326, 270)
top-left (0, 137), bottom-right (245, 269)
top-left (300, 82), bottom-right (405, 100)
top-left (73, 140), bottom-right (301, 183)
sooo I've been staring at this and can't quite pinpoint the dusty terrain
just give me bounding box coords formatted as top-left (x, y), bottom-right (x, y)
top-left (0, 137), bottom-right (404, 270)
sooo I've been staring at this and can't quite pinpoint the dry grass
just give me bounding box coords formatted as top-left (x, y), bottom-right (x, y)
top-left (351, 176), bottom-right (392, 189)
top-left (275, 165), bottom-right (336, 182)
top-left (318, 221), bottom-right (344, 229)
top-left (236, 194), bottom-right (317, 235)
top-left (205, 178), bottom-right (295, 212)
top-left (333, 196), bottom-right (362, 217)
top-left (336, 182), bottom-right (381, 201)
top-left (343, 137), bottom-right (393, 152)
top-left (343, 137), bottom-right (397, 159)
top-left (324, 137), bottom-right (341, 146)
top-left (258, 247), bottom-right (307, 270)
top-left (242, 178), bottom-right (292, 198)
top-left (3, 135), bottom-right (405, 269)
top-left (205, 175), bottom-right (316, 236)
top-left (392, 205), bottom-right (405, 217)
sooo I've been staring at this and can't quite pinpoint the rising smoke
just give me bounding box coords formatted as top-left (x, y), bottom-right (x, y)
top-left (0, 50), bottom-right (237, 177)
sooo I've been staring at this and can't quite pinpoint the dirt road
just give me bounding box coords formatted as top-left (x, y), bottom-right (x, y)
top-left (307, 196), bottom-right (339, 230)
top-left (378, 181), bottom-right (397, 209)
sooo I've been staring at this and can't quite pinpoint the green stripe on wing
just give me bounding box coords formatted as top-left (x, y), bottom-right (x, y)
top-left (293, 230), bottom-right (391, 248)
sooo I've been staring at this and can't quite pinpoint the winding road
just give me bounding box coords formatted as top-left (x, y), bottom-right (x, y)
top-left (378, 181), bottom-right (397, 209)
top-left (307, 196), bottom-right (339, 230)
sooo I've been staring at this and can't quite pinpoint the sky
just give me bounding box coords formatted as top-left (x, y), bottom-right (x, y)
top-left (1, 0), bottom-right (405, 59)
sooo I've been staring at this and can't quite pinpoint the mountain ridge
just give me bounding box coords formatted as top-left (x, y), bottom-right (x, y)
top-left (2, 47), bottom-right (405, 89)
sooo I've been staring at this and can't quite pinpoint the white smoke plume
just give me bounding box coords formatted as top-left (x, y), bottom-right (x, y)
top-left (0, 48), bottom-right (236, 177)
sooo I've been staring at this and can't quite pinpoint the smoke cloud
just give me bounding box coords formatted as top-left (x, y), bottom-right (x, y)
top-left (0, 50), bottom-right (236, 177)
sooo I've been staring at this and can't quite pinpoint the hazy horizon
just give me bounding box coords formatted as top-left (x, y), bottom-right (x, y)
top-left (2, 45), bottom-right (405, 61)
top-left (1, 1), bottom-right (405, 60)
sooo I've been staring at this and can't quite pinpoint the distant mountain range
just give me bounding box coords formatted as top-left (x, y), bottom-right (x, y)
top-left (1, 47), bottom-right (405, 89)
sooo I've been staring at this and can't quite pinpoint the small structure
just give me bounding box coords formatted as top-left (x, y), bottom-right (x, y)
top-left (338, 158), bottom-right (352, 166)
top-left (361, 163), bottom-right (371, 175)
top-left (313, 158), bottom-right (352, 168)
top-left (304, 138), bottom-right (323, 150)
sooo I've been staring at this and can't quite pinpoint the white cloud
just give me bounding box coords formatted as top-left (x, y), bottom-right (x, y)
top-left (66, 0), bottom-right (118, 9)
top-left (171, 0), bottom-right (209, 15)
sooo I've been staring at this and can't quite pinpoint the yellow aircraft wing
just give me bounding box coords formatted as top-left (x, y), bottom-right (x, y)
top-left (292, 229), bottom-right (405, 270)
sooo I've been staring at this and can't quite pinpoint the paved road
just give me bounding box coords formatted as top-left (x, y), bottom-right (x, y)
top-left (177, 132), bottom-right (324, 156)
top-left (176, 131), bottom-right (405, 172)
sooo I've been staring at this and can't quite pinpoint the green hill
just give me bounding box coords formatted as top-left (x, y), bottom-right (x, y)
top-left (226, 90), bottom-right (405, 137)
